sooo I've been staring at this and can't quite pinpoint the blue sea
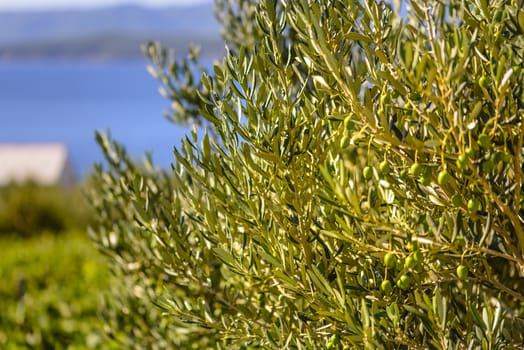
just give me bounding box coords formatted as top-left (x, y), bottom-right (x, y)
top-left (0, 59), bottom-right (199, 178)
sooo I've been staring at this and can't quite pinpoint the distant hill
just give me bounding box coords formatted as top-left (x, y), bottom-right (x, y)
top-left (0, 4), bottom-right (224, 60)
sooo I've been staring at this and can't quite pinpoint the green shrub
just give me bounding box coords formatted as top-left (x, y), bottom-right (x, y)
top-left (0, 232), bottom-right (115, 349)
top-left (89, 0), bottom-right (524, 348)
top-left (0, 182), bottom-right (94, 237)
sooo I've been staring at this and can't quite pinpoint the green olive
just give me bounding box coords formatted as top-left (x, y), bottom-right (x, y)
top-left (381, 280), bottom-right (393, 294)
top-left (410, 162), bottom-right (423, 177)
top-left (456, 154), bottom-right (468, 170)
top-left (451, 194), bottom-right (462, 207)
top-left (457, 265), bottom-right (468, 280)
top-left (478, 133), bottom-right (491, 150)
top-left (404, 255), bottom-right (416, 269)
top-left (397, 274), bottom-right (411, 290)
top-left (420, 170), bottom-right (431, 186)
top-left (467, 197), bottom-right (481, 214)
top-left (379, 160), bottom-right (391, 174)
top-left (437, 169), bottom-right (450, 186)
top-left (478, 76), bottom-right (489, 89)
top-left (384, 253), bottom-right (397, 269)
top-left (344, 115), bottom-right (353, 130)
top-left (363, 166), bottom-right (373, 180)
top-left (340, 135), bottom-right (350, 149)
top-left (412, 250), bottom-right (423, 264)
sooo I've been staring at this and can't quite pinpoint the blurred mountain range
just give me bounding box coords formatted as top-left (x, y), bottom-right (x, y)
top-left (0, 4), bottom-right (224, 60)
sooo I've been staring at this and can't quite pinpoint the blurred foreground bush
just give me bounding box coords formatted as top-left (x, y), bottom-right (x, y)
top-left (0, 182), bottom-right (94, 237)
top-left (0, 232), bottom-right (115, 349)
top-left (89, 0), bottom-right (524, 348)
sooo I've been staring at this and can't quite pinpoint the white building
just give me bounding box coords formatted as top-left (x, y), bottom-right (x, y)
top-left (0, 143), bottom-right (75, 187)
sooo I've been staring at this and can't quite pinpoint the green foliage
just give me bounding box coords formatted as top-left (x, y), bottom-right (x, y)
top-left (90, 0), bottom-right (524, 348)
top-left (0, 182), bottom-right (94, 238)
top-left (0, 232), bottom-right (115, 349)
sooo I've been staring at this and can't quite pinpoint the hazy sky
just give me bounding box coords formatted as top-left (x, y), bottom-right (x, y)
top-left (0, 0), bottom-right (212, 11)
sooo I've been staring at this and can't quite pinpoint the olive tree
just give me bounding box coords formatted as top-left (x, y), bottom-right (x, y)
top-left (88, 0), bottom-right (524, 348)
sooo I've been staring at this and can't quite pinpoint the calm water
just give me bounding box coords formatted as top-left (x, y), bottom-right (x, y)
top-left (0, 59), bottom-right (193, 177)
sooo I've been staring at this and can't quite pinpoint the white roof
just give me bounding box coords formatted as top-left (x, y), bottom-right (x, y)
top-left (0, 143), bottom-right (74, 186)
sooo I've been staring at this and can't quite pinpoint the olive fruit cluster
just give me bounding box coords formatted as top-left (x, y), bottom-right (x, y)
top-left (362, 160), bottom-right (392, 182)
top-left (380, 240), bottom-right (424, 294)
top-left (380, 240), bottom-right (471, 296)
top-left (381, 251), bottom-right (399, 294)
top-left (451, 131), bottom-right (512, 213)
top-left (409, 161), bottom-right (455, 188)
